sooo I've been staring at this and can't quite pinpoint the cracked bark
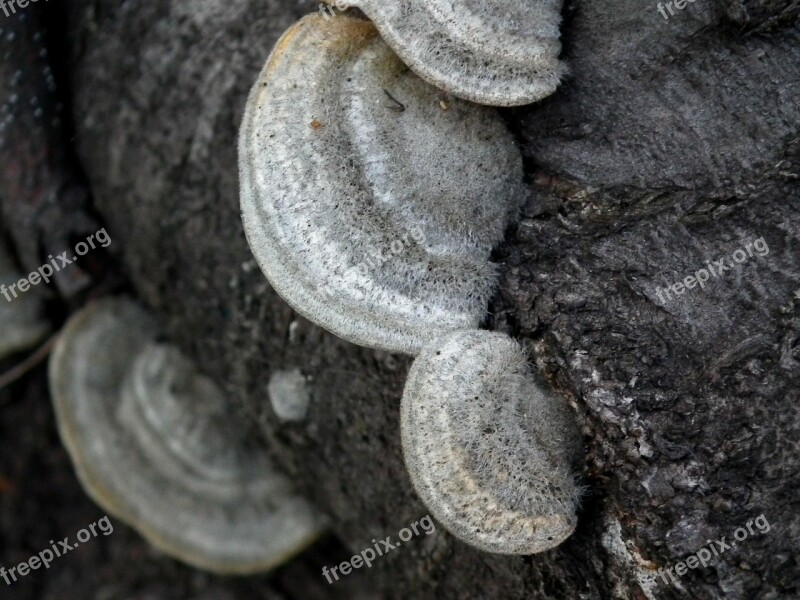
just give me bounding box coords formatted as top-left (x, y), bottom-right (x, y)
top-left (1, 0), bottom-right (798, 598)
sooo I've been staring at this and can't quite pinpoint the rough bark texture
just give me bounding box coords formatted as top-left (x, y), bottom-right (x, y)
top-left (1, 0), bottom-right (798, 598)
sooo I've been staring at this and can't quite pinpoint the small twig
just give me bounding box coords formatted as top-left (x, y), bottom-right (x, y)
top-left (0, 332), bottom-right (60, 396)
top-left (383, 88), bottom-right (405, 112)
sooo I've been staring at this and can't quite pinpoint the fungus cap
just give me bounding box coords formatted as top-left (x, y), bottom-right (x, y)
top-left (0, 246), bottom-right (49, 358)
top-left (337, 0), bottom-right (566, 106)
top-left (401, 330), bottom-right (582, 554)
top-left (49, 298), bottom-right (326, 574)
top-left (239, 14), bottom-right (526, 355)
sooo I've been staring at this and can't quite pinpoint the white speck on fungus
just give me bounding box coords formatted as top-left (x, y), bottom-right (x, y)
top-left (268, 368), bottom-right (311, 422)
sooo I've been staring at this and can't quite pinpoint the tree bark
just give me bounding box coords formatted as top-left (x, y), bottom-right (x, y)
top-left (1, 0), bottom-right (798, 598)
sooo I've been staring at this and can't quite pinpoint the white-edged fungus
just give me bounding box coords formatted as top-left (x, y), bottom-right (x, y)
top-left (239, 13), bottom-right (527, 356)
top-left (268, 368), bottom-right (311, 422)
top-left (331, 0), bottom-right (566, 106)
top-left (401, 329), bottom-right (583, 554)
top-left (0, 245), bottom-right (49, 358)
top-left (48, 297), bottom-right (326, 574)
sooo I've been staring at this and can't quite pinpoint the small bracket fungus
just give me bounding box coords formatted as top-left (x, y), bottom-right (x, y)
top-left (268, 368), bottom-right (311, 422)
top-left (401, 330), bottom-right (583, 554)
top-left (0, 245), bottom-right (50, 359)
top-left (239, 14), bottom-right (527, 355)
top-left (49, 298), bottom-right (326, 574)
top-left (335, 0), bottom-right (566, 106)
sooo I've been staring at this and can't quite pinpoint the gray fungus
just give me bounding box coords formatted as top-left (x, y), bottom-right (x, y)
top-left (236, 4), bottom-right (582, 560)
top-left (401, 330), bottom-right (583, 554)
top-left (329, 0), bottom-right (566, 106)
top-left (4, 0), bottom-right (579, 579)
top-left (48, 298), bottom-right (326, 574)
top-left (239, 13), bottom-right (527, 356)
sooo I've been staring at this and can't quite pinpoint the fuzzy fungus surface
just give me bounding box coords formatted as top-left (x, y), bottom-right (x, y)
top-left (339, 0), bottom-right (566, 106)
top-left (239, 13), bottom-right (527, 356)
top-left (401, 329), bottom-right (583, 554)
top-left (49, 297), bottom-right (326, 574)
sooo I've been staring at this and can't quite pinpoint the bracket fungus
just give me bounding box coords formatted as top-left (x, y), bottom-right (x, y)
top-left (49, 298), bottom-right (326, 574)
top-left (239, 14), bottom-right (527, 355)
top-left (401, 330), bottom-right (583, 554)
top-left (0, 245), bottom-right (49, 359)
top-left (329, 0), bottom-right (566, 106)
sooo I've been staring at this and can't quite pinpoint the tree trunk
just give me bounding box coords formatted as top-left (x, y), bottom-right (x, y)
top-left (1, 0), bottom-right (798, 598)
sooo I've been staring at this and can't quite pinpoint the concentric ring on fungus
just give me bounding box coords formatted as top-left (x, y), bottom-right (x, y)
top-left (239, 13), bottom-right (527, 356)
top-left (401, 330), bottom-right (583, 554)
top-left (329, 0), bottom-right (566, 106)
top-left (49, 298), bottom-right (326, 574)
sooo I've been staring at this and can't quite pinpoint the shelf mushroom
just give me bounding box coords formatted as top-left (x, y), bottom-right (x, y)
top-left (401, 330), bottom-right (583, 554)
top-left (239, 13), bottom-right (527, 356)
top-left (0, 244), bottom-right (50, 359)
top-left (49, 297), bottom-right (326, 574)
top-left (325, 0), bottom-right (566, 106)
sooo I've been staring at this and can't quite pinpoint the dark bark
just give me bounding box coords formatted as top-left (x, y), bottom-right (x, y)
top-left (1, 0), bottom-right (798, 598)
